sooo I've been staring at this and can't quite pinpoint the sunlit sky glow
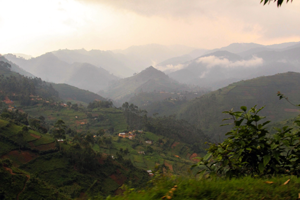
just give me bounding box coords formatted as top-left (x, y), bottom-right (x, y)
top-left (1, 0), bottom-right (300, 56)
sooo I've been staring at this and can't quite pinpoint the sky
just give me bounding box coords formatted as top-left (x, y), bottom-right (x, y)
top-left (0, 0), bottom-right (300, 57)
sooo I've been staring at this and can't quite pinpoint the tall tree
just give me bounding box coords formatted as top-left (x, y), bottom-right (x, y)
top-left (53, 119), bottom-right (66, 151)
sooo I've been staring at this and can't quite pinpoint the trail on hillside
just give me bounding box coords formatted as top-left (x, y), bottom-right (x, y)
top-left (4, 167), bottom-right (30, 200)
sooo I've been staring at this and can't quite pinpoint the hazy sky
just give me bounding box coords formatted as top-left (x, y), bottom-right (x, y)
top-left (1, 0), bottom-right (300, 56)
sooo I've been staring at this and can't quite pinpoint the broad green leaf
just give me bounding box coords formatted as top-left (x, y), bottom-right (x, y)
top-left (241, 106), bottom-right (247, 112)
top-left (203, 153), bottom-right (212, 161)
top-left (263, 155), bottom-right (271, 167)
top-left (271, 143), bottom-right (278, 149)
top-left (259, 162), bottom-right (265, 173)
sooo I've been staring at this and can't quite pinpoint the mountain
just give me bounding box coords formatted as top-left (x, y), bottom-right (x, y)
top-left (101, 66), bottom-right (191, 103)
top-left (168, 46), bottom-right (300, 90)
top-left (245, 46), bottom-right (300, 62)
top-left (52, 49), bottom-right (135, 77)
top-left (0, 58), bottom-right (106, 104)
top-left (10, 53), bottom-right (32, 60)
top-left (5, 53), bottom-right (71, 83)
top-left (4, 53), bottom-right (118, 93)
top-left (0, 55), bottom-right (34, 77)
top-left (177, 72), bottom-right (300, 141)
top-left (266, 41), bottom-right (300, 49)
top-left (52, 83), bottom-right (106, 103)
top-left (155, 48), bottom-right (208, 73)
top-left (113, 44), bottom-right (195, 72)
top-left (168, 51), bottom-right (246, 89)
top-left (66, 62), bottom-right (119, 93)
top-left (189, 43), bottom-right (264, 57)
top-left (212, 43), bottom-right (264, 54)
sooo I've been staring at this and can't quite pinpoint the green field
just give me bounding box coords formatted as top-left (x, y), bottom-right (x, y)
top-left (111, 175), bottom-right (300, 200)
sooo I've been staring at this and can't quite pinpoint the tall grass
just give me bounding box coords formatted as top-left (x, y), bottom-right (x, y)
top-left (110, 175), bottom-right (300, 200)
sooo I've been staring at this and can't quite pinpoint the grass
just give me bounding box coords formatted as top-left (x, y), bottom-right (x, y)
top-left (0, 141), bottom-right (17, 156)
top-left (0, 119), bottom-right (9, 127)
top-left (111, 175), bottom-right (300, 200)
top-left (32, 135), bottom-right (55, 146)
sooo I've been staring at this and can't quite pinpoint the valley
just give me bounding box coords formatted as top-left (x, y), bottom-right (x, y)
top-left (1, 23), bottom-right (300, 199)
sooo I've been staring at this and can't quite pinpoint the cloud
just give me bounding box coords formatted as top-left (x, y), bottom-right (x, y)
top-left (155, 63), bottom-right (186, 72)
top-left (76, 0), bottom-right (300, 41)
top-left (197, 56), bottom-right (263, 68)
top-left (76, 0), bottom-right (208, 17)
top-left (196, 56), bottom-right (264, 78)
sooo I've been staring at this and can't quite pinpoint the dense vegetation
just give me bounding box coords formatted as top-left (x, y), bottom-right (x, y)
top-left (2, 54), bottom-right (300, 199)
top-left (52, 83), bottom-right (106, 104)
top-left (177, 72), bottom-right (300, 141)
top-left (0, 117), bottom-right (149, 199)
top-left (0, 62), bottom-right (59, 106)
top-left (122, 102), bottom-right (208, 146)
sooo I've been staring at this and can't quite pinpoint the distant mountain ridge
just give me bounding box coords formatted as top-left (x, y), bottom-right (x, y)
top-left (4, 53), bottom-right (118, 93)
top-left (0, 58), bottom-right (106, 103)
top-left (0, 55), bottom-right (35, 77)
top-left (101, 66), bottom-right (191, 103)
top-left (166, 44), bottom-right (300, 90)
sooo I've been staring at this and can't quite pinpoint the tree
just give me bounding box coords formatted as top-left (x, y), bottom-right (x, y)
top-left (261, 0), bottom-right (293, 7)
top-left (53, 119), bottom-right (66, 150)
top-left (85, 133), bottom-right (95, 146)
top-left (97, 129), bottom-right (105, 137)
top-left (194, 106), bottom-right (300, 177)
top-left (71, 103), bottom-right (78, 111)
top-left (16, 126), bottom-right (28, 150)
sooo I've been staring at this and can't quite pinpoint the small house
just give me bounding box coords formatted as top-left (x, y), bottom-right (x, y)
top-left (147, 170), bottom-right (154, 176)
top-left (118, 132), bottom-right (126, 138)
top-left (145, 140), bottom-right (152, 144)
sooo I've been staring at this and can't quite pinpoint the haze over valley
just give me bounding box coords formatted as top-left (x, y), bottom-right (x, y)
top-left (1, 0), bottom-right (300, 199)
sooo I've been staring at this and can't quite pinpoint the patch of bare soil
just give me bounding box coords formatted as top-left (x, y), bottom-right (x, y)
top-left (110, 172), bottom-right (127, 186)
top-left (2, 150), bottom-right (38, 164)
top-left (171, 142), bottom-right (180, 149)
top-left (189, 153), bottom-right (200, 162)
top-left (30, 133), bottom-right (41, 139)
top-left (164, 161), bottom-right (173, 172)
top-left (35, 142), bottom-right (56, 151)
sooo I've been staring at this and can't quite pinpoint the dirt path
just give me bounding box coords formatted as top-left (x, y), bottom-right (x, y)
top-left (17, 174), bottom-right (30, 200)
top-left (4, 167), bottom-right (30, 200)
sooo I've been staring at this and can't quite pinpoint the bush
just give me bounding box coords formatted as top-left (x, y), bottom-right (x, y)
top-left (194, 106), bottom-right (300, 177)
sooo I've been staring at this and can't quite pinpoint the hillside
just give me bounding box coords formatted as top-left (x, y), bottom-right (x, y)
top-left (52, 83), bottom-right (106, 104)
top-left (177, 72), bottom-right (300, 141)
top-left (102, 66), bottom-right (191, 103)
top-left (66, 62), bottom-right (119, 93)
top-left (0, 59), bottom-right (106, 104)
top-left (0, 118), bottom-right (149, 199)
top-left (0, 55), bottom-right (34, 77)
top-left (4, 53), bottom-right (118, 93)
top-left (21, 101), bottom-right (207, 171)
